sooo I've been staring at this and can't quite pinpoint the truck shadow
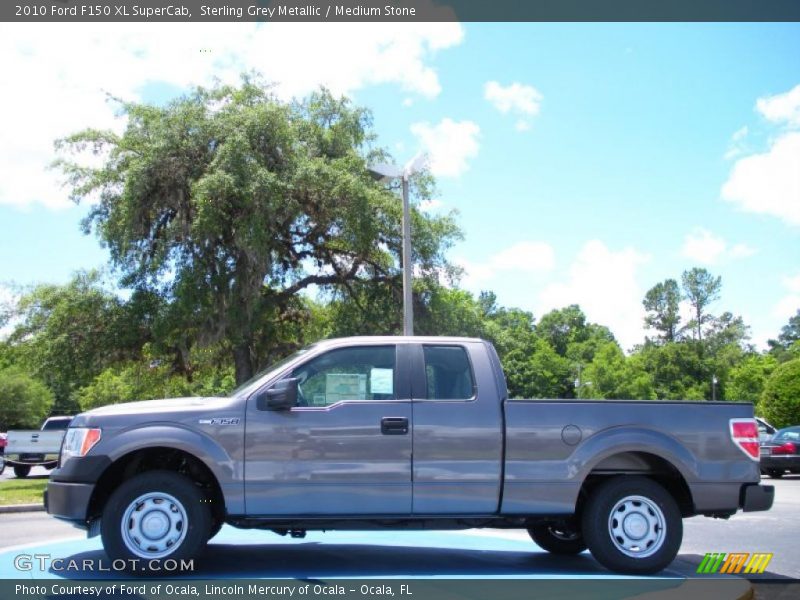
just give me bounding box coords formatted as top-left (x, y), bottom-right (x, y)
top-left (51, 542), bottom-right (613, 579)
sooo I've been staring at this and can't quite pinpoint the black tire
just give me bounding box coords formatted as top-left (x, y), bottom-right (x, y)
top-left (581, 476), bottom-right (682, 575)
top-left (766, 469), bottom-right (784, 479)
top-left (528, 521), bottom-right (587, 555)
top-left (0, 456), bottom-right (5, 476)
top-left (207, 516), bottom-right (224, 541)
top-left (14, 464), bottom-right (31, 478)
top-left (101, 470), bottom-right (211, 573)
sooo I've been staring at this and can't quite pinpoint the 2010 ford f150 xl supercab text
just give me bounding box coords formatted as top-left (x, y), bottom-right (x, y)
top-left (45, 336), bottom-right (774, 574)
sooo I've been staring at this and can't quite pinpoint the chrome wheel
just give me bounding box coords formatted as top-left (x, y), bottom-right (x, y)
top-left (607, 494), bottom-right (665, 558)
top-left (121, 492), bottom-right (188, 559)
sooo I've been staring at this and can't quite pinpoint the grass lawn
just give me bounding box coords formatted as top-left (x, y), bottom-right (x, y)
top-left (0, 478), bottom-right (47, 506)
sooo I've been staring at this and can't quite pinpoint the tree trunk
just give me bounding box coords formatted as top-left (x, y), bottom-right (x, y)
top-left (233, 342), bottom-right (254, 385)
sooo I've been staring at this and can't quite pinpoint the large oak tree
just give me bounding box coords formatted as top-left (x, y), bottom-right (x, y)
top-left (56, 79), bottom-right (459, 383)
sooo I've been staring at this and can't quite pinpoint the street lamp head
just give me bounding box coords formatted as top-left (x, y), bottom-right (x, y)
top-left (367, 162), bottom-right (403, 183)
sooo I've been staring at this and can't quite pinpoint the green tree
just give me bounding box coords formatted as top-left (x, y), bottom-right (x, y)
top-left (0, 367), bottom-right (54, 430)
top-left (643, 279), bottom-right (681, 343)
top-left (768, 310), bottom-right (800, 362)
top-left (759, 359), bottom-right (800, 428)
top-left (56, 79), bottom-right (459, 384)
top-left (6, 271), bottom-right (140, 413)
top-left (681, 268), bottom-right (721, 341)
top-left (727, 354), bottom-right (777, 404)
top-left (578, 343), bottom-right (656, 400)
top-left (506, 338), bottom-right (571, 398)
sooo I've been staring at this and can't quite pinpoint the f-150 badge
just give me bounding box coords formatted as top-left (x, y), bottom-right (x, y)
top-left (198, 418), bottom-right (240, 425)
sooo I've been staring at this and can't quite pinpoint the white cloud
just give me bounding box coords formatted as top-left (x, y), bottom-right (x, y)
top-left (681, 228), bottom-right (756, 265)
top-left (724, 126), bottom-right (749, 160)
top-left (756, 84), bottom-right (800, 126)
top-left (0, 22), bottom-right (464, 209)
top-left (455, 241), bottom-right (556, 289)
top-left (773, 273), bottom-right (800, 321)
top-left (721, 131), bottom-right (800, 226)
top-left (721, 84), bottom-right (800, 226)
top-left (484, 80), bottom-right (543, 132)
top-left (410, 118), bottom-right (480, 178)
top-left (537, 241), bottom-right (650, 351)
top-left (484, 81), bottom-right (542, 115)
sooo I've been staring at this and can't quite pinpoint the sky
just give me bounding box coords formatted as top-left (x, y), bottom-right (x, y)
top-left (0, 22), bottom-right (798, 351)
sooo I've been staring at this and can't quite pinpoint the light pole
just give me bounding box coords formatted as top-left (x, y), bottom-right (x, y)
top-left (712, 374), bottom-right (718, 401)
top-left (368, 154), bottom-right (427, 336)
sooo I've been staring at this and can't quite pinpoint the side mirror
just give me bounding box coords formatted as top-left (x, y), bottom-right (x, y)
top-left (257, 378), bottom-right (299, 411)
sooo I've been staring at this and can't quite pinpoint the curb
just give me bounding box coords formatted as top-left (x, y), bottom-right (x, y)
top-left (0, 504), bottom-right (45, 514)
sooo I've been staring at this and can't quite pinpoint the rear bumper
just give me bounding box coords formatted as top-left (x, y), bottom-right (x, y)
top-left (760, 455), bottom-right (800, 471)
top-left (4, 453), bottom-right (59, 466)
top-left (740, 483), bottom-right (774, 512)
top-left (45, 480), bottom-right (94, 523)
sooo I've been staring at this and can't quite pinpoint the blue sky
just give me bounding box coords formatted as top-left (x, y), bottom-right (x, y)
top-left (1, 22), bottom-right (798, 349)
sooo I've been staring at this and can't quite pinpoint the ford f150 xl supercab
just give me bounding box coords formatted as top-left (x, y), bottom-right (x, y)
top-left (45, 336), bottom-right (773, 574)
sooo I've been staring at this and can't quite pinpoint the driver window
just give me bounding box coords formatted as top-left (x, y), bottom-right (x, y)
top-left (290, 345), bottom-right (396, 407)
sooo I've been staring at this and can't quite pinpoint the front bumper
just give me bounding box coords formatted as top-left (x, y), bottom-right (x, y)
top-left (740, 483), bottom-right (774, 512)
top-left (45, 480), bottom-right (95, 523)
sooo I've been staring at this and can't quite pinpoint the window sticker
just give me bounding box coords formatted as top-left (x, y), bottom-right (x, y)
top-left (370, 368), bottom-right (394, 395)
top-left (325, 373), bottom-right (367, 403)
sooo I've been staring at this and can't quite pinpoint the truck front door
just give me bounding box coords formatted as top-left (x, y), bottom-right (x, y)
top-left (244, 344), bottom-right (413, 515)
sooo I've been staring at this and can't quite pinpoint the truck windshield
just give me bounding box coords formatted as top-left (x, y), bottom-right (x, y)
top-left (228, 346), bottom-right (314, 397)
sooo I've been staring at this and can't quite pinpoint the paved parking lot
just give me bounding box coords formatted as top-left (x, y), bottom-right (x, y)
top-left (0, 475), bottom-right (797, 581)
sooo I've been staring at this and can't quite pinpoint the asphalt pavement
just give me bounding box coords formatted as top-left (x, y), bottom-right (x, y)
top-left (0, 475), bottom-right (797, 581)
top-left (0, 464), bottom-right (50, 482)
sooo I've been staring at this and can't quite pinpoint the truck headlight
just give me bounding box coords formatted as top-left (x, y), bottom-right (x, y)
top-left (60, 428), bottom-right (102, 466)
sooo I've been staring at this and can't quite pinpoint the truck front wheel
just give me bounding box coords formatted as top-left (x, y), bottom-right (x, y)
top-left (101, 470), bottom-right (211, 571)
top-left (581, 476), bottom-right (682, 575)
top-left (528, 521), bottom-right (587, 555)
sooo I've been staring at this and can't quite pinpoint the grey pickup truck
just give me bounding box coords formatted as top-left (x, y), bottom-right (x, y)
top-left (45, 336), bottom-right (773, 574)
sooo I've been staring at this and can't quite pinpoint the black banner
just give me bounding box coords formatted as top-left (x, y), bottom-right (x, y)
top-left (4, 0), bottom-right (800, 23)
top-left (0, 578), bottom-right (772, 600)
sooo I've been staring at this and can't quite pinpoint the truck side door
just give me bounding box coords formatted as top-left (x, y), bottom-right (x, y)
top-left (244, 343), bottom-right (413, 515)
top-left (410, 342), bottom-right (504, 514)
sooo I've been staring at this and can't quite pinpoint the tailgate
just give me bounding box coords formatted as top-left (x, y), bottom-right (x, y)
top-left (6, 430), bottom-right (66, 454)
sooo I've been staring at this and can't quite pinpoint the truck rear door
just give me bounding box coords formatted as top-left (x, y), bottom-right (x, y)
top-left (410, 341), bottom-right (504, 514)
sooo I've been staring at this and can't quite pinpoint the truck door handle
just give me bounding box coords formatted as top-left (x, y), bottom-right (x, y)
top-left (381, 417), bottom-right (409, 435)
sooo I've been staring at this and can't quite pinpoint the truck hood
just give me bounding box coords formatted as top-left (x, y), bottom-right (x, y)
top-left (83, 397), bottom-right (229, 417)
top-left (69, 396), bottom-right (242, 428)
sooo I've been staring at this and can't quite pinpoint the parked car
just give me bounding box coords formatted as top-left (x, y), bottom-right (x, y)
top-left (0, 432), bottom-right (6, 475)
top-left (756, 417), bottom-right (777, 443)
top-left (5, 416), bottom-right (73, 478)
top-left (760, 425), bottom-right (800, 478)
top-left (46, 336), bottom-right (773, 575)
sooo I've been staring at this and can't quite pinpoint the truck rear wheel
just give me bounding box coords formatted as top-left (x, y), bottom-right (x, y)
top-left (581, 476), bottom-right (682, 575)
top-left (528, 521), bottom-right (587, 555)
top-left (13, 464), bottom-right (31, 478)
top-left (101, 470), bottom-right (211, 571)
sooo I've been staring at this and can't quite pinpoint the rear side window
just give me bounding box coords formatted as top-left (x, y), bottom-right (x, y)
top-left (423, 345), bottom-right (475, 400)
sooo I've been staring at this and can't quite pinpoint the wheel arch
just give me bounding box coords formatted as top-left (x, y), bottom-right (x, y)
top-left (87, 444), bottom-right (228, 527)
top-left (570, 428), bottom-right (699, 517)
